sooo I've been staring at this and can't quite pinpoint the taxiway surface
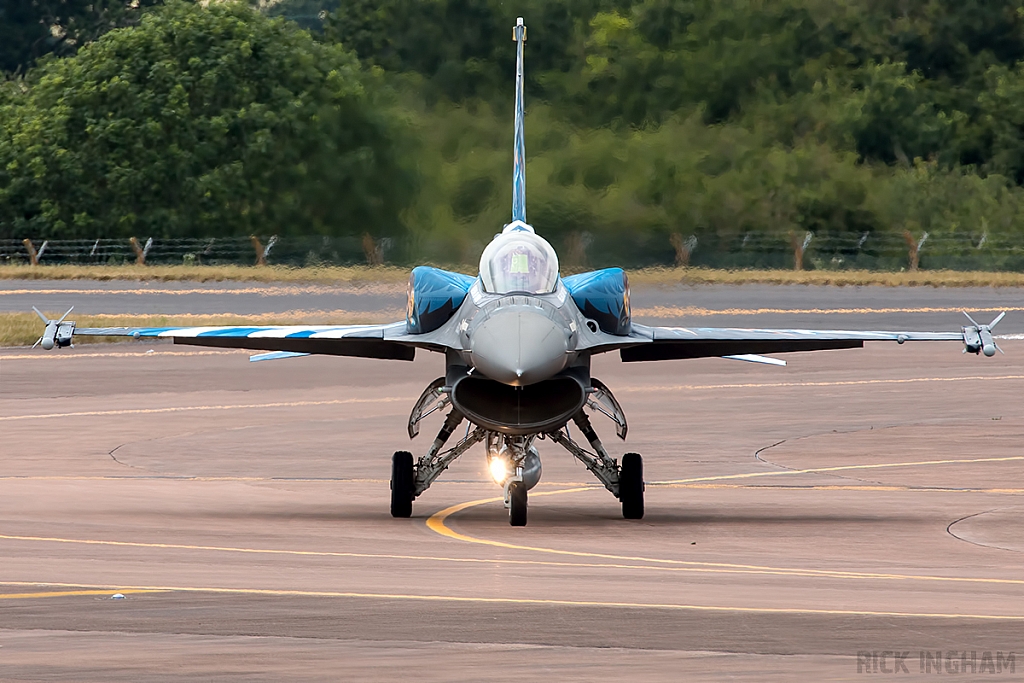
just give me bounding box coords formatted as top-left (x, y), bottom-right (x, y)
top-left (2, 322), bottom-right (1024, 680)
top-left (9, 278), bottom-right (1024, 332)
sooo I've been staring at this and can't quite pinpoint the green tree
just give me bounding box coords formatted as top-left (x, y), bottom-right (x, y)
top-left (0, 0), bottom-right (411, 240)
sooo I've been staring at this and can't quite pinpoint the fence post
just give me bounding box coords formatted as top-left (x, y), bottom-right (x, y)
top-left (251, 236), bottom-right (266, 266)
top-left (129, 237), bottom-right (151, 265)
top-left (670, 234), bottom-right (698, 267)
top-left (22, 239), bottom-right (39, 266)
top-left (903, 230), bottom-right (929, 271)
top-left (250, 235), bottom-right (278, 266)
top-left (791, 231), bottom-right (812, 271)
top-left (362, 233), bottom-right (383, 266)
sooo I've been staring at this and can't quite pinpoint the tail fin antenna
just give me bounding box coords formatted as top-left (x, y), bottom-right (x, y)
top-left (512, 17), bottom-right (527, 224)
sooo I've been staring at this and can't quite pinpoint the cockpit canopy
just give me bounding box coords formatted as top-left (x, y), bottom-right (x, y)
top-left (479, 221), bottom-right (559, 294)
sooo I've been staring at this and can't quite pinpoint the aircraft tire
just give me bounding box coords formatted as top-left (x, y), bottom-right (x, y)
top-left (509, 481), bottom-right (528, 526)
top-left (390, 451), bottom-right (414, 518)
top-left (620, 452), bottom-right (644, 519)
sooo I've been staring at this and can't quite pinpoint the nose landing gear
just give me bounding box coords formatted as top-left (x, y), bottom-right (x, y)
top-left (508, 480), bottom-right (528, 526)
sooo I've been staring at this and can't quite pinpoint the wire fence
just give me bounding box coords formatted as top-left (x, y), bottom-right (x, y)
top-left (1, 230), bottom-right (1022, 271)
top-left (0, 236), bottom-right (369, 267)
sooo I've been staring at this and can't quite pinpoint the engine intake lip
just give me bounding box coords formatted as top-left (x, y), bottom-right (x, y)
top-left (451, 373), bottom-right (586, 435)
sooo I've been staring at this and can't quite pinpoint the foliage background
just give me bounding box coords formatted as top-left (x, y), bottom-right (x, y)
top-left (6, 0), bottom-right (1024, 270)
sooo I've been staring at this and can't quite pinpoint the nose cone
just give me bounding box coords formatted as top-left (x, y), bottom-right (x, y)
top-left (470, 308), bottom-right (569, 385)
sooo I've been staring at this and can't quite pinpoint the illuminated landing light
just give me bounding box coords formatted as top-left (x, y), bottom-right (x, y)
top-left (489, 455), bottom-right (510, 484)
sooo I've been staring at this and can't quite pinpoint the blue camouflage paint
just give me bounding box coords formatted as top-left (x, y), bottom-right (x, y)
top-left (197, 327), bottom-right (266, 337)
top-left (562, 268), bottom-right (631, 335)
top-left (407, 266), bottom-right (476, 334)
top-left (511, 18), bottom-right (527, 224)
top-left (131, 328), bottom-right (179, 336)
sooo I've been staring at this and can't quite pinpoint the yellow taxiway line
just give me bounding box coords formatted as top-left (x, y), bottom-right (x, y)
top-left (0, 529), bottom-right (970, 582)
top-left (0, 396), bottom-right (406, 422)
top-left (0, 286), bottom-right (400, 296)
top-left (618, 374), bottom-right (1024, 393)
top-left (4, 375), bottom-right (1023, 423)
top-left (0, 580), bottom-right (1021, 619)
top-left (653, 454), bottom-right (1024, 486)
top-left (425, 455), bottom-right (1024, 585)
top-left (633, 305), bottom-right (1024, 318)
top-left (0, 588), bottom-right (162, 600)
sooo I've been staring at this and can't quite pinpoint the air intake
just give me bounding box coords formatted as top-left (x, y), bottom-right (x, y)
top-left (451, 373), bottom-right (586, 435)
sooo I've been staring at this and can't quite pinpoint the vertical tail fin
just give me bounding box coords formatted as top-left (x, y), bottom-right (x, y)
top-left (511, 17), bottom-right (527, 224)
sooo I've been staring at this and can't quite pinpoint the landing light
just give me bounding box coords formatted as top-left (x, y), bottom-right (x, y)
top-left (488, 456), bottom-right (509, 484)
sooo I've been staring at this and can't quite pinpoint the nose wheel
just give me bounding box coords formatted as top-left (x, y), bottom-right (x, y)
top-left (508, 481), bottom-right (528, 526)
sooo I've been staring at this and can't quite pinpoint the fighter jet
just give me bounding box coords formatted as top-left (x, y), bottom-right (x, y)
top-left (34, 18), bottom-right (1004, 525)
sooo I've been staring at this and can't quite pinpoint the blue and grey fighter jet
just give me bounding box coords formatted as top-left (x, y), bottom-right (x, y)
top-left (35, 18), bottom-right (1005, 525)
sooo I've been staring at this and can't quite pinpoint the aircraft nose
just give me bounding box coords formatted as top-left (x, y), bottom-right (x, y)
top-left (469, 307), bottom-right (569, 386)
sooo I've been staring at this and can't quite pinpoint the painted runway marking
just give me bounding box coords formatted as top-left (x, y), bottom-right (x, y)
top-left (0, 476), bottom-right (588, 485)
top-left (0, 396), bottom-right (406, 422)
top-left (618, 374), bottom-right (1024, 393)
top-left (0, 580), bottom-right (1020, 620)
top-left (4, 516), bottom-right (1024, 585)
top-left (0, 476), bottom-right (391, 483)
top-left (0, 589), bottom-right (162, 600)
top-left (0, 310), bottom-right (398, 318)
top-left (0, 286), bottom-right (403, 296)
top-left (653, 455), bottom-right (1024, 485)
top-left (4, 461), bottom-right (1023, 615)
top-left (633, 305), bottom-right (1024, 318)
top-left (0, 532), bottom-right (942, 581)
top-left (674, 483), bottom-right (1024, 493)
top-left (426, 456), bottom-right (1024, 584)
top-left (4, 375), bottom-right (1020, 422)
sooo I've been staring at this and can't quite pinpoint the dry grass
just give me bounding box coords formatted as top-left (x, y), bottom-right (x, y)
top-left (626, 267), bottom-right (1024, 287)
top-left (0, 310), bottom-right (397, 348)
top-left (0, 264), bottom-right (414, 284)
top-left (4, 263), bottom-right (1024, 287)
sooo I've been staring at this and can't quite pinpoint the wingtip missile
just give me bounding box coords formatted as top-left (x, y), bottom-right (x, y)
top-left (961, 310), bottom-right (1006, 357)
top-left (31, 306), bottom-right (76, 350)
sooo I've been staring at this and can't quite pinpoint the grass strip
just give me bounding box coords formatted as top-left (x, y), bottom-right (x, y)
top-left (4, 264), bottom-right (1024, 287)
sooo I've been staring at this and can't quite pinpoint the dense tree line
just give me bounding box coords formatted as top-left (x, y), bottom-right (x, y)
top-left (6, 0), bottom-right (1024, 268)
top-left (0, 2), bottom-right (410, 243)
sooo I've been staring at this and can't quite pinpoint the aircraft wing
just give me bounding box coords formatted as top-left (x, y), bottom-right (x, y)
top-left (71, 321), bottom-right (428, 360)
top-left (607, 321), bottom-right (998, 362)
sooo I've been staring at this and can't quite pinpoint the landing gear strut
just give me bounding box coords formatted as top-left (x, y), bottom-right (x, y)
top-left (390, 405), bottom-right (485, 519)
top-left (492, 434), bottom-right (539, 526)
top-left (393, 376), bottom-right (642, 524)
top-left (547, 410), bottom-right (644, 520)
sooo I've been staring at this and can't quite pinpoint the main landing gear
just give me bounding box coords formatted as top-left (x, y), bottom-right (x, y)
top-left (619, 452), bottom-right (644, 519)
top-left (390, 451), bottom-right (414, 518)
top-left (391, 376), bottom-right (643, 525)
top-left (547, 410), bottom-right (644, 521)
